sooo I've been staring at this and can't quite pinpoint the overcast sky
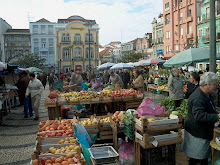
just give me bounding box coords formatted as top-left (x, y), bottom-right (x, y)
top-left (0, 0), bottom-right (163, 45)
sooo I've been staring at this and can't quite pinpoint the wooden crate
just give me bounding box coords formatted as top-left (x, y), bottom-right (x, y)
top-left (110, 118), bottom-right (124, 151)
top-left (135, 114), bottom-right (183, 134)
top-left (125, 98), bottom-right (143, 110)
top-left (97, 114), bottom-right (113, 140)
top-left (135, 129), bottom-right (182, 149)
top-left (47, 105), bottom-right (62, 120)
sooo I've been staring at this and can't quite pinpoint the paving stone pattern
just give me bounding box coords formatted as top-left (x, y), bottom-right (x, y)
top-left (0, 85), bottom-right (188, 165)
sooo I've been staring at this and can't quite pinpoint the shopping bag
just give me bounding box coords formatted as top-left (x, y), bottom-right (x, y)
top-left (136, 98), bottom-right (165, 117)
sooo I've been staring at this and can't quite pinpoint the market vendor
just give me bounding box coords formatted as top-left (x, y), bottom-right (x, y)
top-left (182, 72), bottom-right (220, 165)
top-left (168, 68), bottom-right (184, 108)
top-left (185, 72), bottom-right (200, 99)
top-left (107, 71), bottom-right (123, 87)
top-left (89, 74), bottom-right (102, 92)
top-left (132, 69), bottom-right (144, 94)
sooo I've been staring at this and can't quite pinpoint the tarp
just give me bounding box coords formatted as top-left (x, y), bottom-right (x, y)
top-left (163, 48), bottom-right (220, 68)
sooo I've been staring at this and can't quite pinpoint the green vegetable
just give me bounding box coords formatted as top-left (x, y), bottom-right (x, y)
top-left (172, 111), bottom-right (179, 115)
top-left (160, 97), bottom-right (175, 111)
top-left (176, 99), bottom-right (188, 118)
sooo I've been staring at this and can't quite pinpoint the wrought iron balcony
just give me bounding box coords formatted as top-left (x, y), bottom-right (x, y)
top-left (73, 41), bottom-right (83, 45)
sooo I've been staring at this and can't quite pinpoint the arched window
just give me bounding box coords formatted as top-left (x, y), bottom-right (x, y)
top-left (75, 47), bottom-right (81, 57)
top-left (85, 34), bottom-right (93, 42)
top-left (74, 34), bottom-right (81, 44)
top-left (86, 47), bottom-right (94, 58)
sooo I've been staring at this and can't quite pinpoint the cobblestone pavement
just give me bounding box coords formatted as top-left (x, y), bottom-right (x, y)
top-left (0, 85), bottom-right (49, 165)
top-left (0, 87), bottom-right (188, 165)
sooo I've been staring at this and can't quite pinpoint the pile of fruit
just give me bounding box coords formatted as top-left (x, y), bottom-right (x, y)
top-left (99, 116), bottom-right (111, 124)
top-left (157, 84), bottom-right (168, 91)
top-left (111, 111), bottom-right (124, 123)
top-left (32, 153), bottom-right (81, 165)
top-left (58, 137), bottom-right (76, 144)
top-left (39, 130), bottom-right (73, 138)
top-left (40, 144), bottom-right (80, 155)
top-left (39, 120), bottom-right (73, 132)
top-left (138, 117), bottom-right (155, 122)
top-left (79, 118), bottom-right (98, 126)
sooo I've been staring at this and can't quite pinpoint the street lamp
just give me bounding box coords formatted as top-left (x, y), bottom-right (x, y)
top-left (85, 22), bottom-right (93, 71)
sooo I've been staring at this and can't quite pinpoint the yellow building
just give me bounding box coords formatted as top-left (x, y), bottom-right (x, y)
top-left (56, 16), bottom-right (99, 72)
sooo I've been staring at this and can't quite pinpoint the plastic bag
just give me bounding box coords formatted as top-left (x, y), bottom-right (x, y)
top-left (119, 143), bottom-right (134, 165)
top-left (136, 98), bottom-right (165, 117)
top-left (74, 123), bottom-right (92, 147)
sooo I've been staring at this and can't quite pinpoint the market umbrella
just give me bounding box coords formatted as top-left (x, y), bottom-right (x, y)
top-left (27, 67), bottom-right (43, 73)
top-left (97, 62), bottom-right (115, 70)
top-left (133, 60), bottom-right (147, 66)
top-left (163, 48), bottom-right (220, 67)
top-left (144, 58), bottom-right (165, 65)
top-left (110, 63), bottom-right (134, 70)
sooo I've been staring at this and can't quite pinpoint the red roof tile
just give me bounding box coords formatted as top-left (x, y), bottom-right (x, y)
top-left (36, 18), bottom-right (50, 22)
top-left (99, 48), bottom-right (112, 57)
top-left (99, 45), bottom-right (104, 48)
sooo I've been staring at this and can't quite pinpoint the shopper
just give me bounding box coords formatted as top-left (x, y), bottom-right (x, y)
top-left (168, 68), bottom-right (184, 108)
top-left (185, 72), bottom-right (200, 99)
top-left (69, 70), bottom-right (76, 86)
top-left (89, 74), bottom-right (102, 92)
top-left (74, 69), bottom-right (83, 91)
top-left (16, 71), bottom-right (30, 106)
top-left (107, 71), bottom-right (123, 87)
top-left (132, 69), bottom-right (144, 93)
top-left (103, 70), bottom-right (110, 84)
top-left (122, 69), bottom-right (130, 89)
top-left (25, 73), bottom-right (43, 120)
top-left (48, 73), bottom-right (54, 89)
top-left (40, 72), bottom-right (47, 90)
top-left (182, 72), bottom-right (219, 165)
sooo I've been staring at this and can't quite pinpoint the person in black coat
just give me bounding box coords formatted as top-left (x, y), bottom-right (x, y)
top-left (122, 69), bottom-right (130, 89)
top-left (182, 72), bottom-right (220, 165)
top-left (185, 72), bottom-right (200, 99)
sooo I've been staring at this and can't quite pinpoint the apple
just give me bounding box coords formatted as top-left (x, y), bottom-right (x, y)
top-left (68, 158), bottom-right (75, 164)
top-left (50, 157), bottom-right (56, 163)
top-left (32, 159), bottom-right (39, 165)
top-left (41, 157), bottom-right (48, 165)
top-left (45, 160), bottom-right (52, 164)
top-left (60, 156), bottom-right (64, 161)
top-left (66, 153), bottom-right (74, 158)
top-left (61, 161), bottom-right (69, 165)
top-left (55, 158), bottom-right (62, 163)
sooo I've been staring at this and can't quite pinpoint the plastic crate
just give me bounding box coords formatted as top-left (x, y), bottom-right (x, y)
top-left (141, 144), bottom-right (176, 165)
top-left (124, 123), bottom-right (134, 140)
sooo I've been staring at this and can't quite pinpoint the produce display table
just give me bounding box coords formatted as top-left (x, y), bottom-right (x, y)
top-left (211, 128), bottom-right (220, 165)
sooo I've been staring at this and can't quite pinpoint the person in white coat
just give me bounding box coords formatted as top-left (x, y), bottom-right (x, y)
top-left (25, 73), bottom-right (43, 120)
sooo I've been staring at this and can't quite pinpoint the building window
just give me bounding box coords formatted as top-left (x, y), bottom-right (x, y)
top-left (48, 25), bottom-right (53, 34)
top-left (74, 34), bottom-right (81, 43)
top-left (179, 0), bottom-right (182, 5)
top-left (188, 9), bottom-right (192, 17)
top-left (86, 47), bottom-right (94, 58)
top-left (205, 27), bottom-right (210, 41)
top-left (34, 39), bottom-right (38, 48)
top-left (206, 7), bottom-right (210, 19)
top-left (62, 33), bottom-right (70, 42)
top-left (41, 25), bottom-right (46, 34)
top-left (180, 13), bottom-right (183, 20)
top-left (41, 38), bottom-right (46, 48)
top-left (75, 47), bottom-right (81, 57)
top-left (63, 48), bottom-right (70, 60)
top-left (189, 25), bottom-right (192, 34)
top-left (216, 0), bottom-right (220, 15)
top-left (33, 25), bottom-right (38, 34)
top-left (180, 28), bottom-right (183, 36)
top-left (85, 34), bottom-right (93, 42)
top-left (175, 45), bottom-right (179, 51)
top-left (198, 29), bottom-right (203, 39)
top-left (165, 15), bottom-right (170, 24)
top-left (49, 38), bottom-right (53, 47)
top-left (165, 2), bottom-right (169, 12)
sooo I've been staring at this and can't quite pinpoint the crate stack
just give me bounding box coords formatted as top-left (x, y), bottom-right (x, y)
top-left (96, 114), bottom-right (113, 140)
top-left (110, 118), bottom-right (124, 152)
top-left (134, 114), bottom-right (183, 165)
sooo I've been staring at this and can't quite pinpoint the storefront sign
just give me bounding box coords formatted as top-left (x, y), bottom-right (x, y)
top-left (70, 27), bottom-right (84, 31)
top-left (156, 49), bottom-right (163, 55)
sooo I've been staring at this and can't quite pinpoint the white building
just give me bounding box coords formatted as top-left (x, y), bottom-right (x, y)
top-left (29, 18), bottom-right (56, 72)
top-left (0, 18), bottom-right (12, 62)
